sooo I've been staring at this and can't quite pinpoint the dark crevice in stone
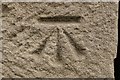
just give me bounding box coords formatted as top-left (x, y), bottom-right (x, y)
top-left (38, 16), bottom-right (82, 22)
top-left (56, 28), bottom-right (63, 61)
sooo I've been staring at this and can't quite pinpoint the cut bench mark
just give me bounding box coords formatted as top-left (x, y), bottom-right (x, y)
top-left (4, 14), bottom-right (87, 62)
top-left (31, 16), bottom-right (87, 62)
top-left (3, 16), bottom-right (86, 61)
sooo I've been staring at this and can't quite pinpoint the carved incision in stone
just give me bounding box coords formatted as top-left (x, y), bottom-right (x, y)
top-left (38, 16), bottom-right (82, 22)
top-left (30, 24), bottom-right (87, 62)
top-left (2, 2), bottom-right (117, 78)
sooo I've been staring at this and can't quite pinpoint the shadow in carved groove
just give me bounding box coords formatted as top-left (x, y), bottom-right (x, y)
top-left (38, 16), bottom-right (82, 22)
top-left (32, 28), bottom-right (87, 58)
top-left (56, 28), bottom-right (63, 61)
top-left (32, 28), bottom-right (55, 54)
top-left (62, 28), bottom-right (87, 55)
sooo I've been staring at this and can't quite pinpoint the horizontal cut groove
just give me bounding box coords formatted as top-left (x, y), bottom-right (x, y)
top-left (38, 16), bottom-right (82, 22)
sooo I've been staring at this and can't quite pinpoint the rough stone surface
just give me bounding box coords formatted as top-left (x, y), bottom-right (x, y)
top-left (1, 2), bottom-right (118, 78)
top-left (0, 1), bottom-right (2, 79)
top-left (1, 0), bottom-right (118, 2)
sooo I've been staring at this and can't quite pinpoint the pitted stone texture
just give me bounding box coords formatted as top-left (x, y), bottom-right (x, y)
top-left (2, 2), bottom-right (118, 78)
